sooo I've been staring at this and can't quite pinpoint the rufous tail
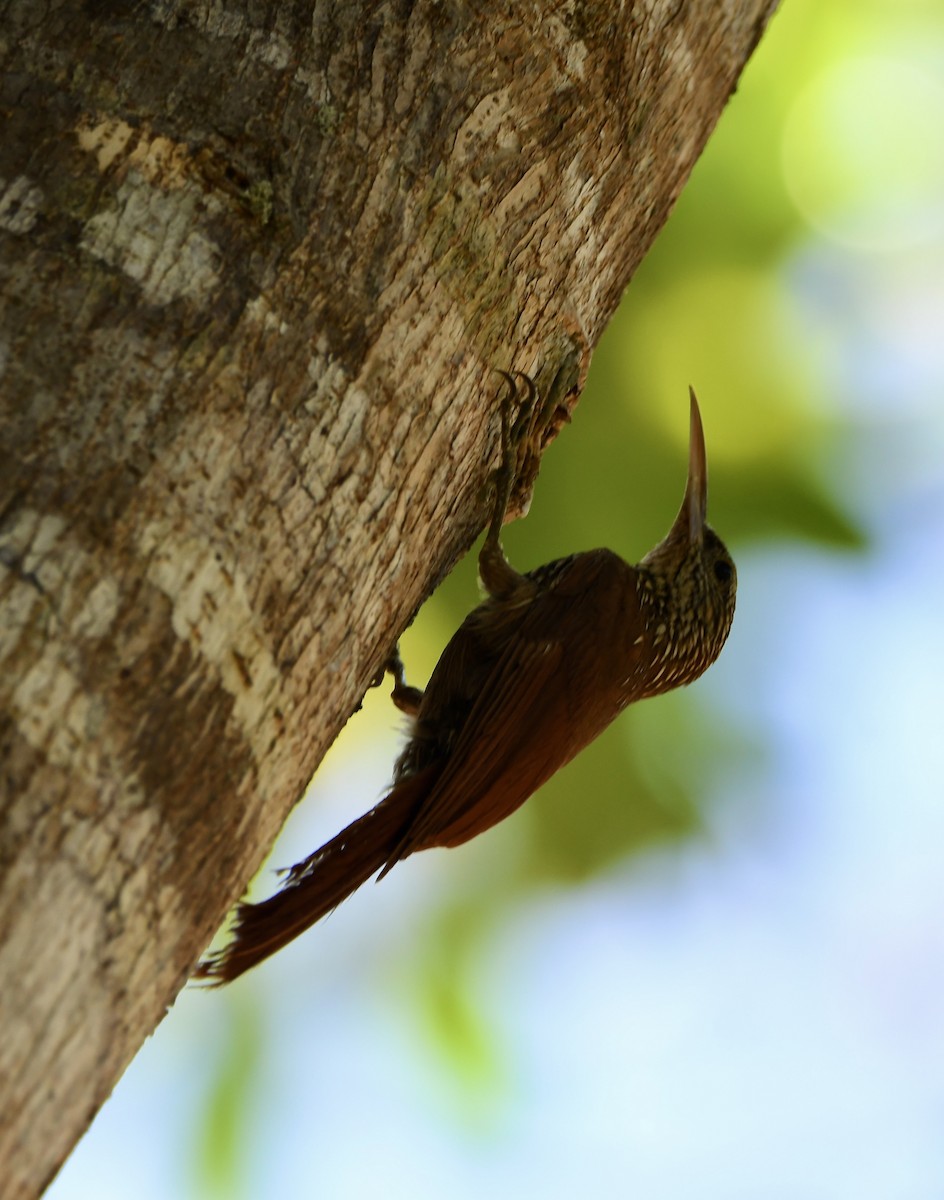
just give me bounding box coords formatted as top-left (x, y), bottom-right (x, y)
top-left (194, 767), bottom-right (435, 985)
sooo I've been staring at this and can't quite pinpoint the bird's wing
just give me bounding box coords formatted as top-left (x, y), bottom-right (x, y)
top-left (381, 637), bottom-right (566, 867)
top-left (383, 549), bottom-right (638, 866)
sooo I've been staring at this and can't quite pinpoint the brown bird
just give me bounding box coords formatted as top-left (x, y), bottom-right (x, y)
top-left (196, 378), bottom-right (736, 984)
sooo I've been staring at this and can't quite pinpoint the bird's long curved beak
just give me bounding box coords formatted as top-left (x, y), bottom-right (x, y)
top-left (677, 386), bottom-right (708, 544)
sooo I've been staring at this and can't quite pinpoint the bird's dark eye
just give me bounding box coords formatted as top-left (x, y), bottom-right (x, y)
top-left (714, 560), bottom-right (733, 584)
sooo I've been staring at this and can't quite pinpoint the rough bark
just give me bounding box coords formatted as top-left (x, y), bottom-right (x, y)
top-left (0, 0), bottom-right (778, 1194)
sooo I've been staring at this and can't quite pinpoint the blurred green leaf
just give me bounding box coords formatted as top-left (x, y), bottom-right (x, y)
top-left (191, 999), bottom-right (262, 1199)
top-left (400, 904), bottom-right (508, 1130)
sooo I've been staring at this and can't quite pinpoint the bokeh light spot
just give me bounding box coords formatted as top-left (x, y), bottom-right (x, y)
top-left (782, 57), bottom-right (944, 251)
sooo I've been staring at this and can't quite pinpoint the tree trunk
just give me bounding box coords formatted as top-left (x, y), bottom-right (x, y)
top-left (0, 1), bottom-right (777, 1194)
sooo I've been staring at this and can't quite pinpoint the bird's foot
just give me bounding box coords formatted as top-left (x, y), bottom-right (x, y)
top-left (378, 644), bottom-right (424, 717)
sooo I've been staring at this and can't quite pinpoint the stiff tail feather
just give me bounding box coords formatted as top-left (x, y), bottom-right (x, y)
top-left (194, 767), bottom-right (436, 984)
